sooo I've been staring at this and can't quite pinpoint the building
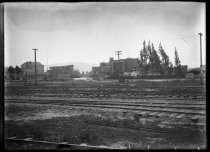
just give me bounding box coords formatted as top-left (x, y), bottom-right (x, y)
top-left (21, 61), bottom-right (44, 80)
top-left (49, 65), bottom-right (74, 80)
top-left (91, 61), bottom-right (111, 78)
top-left (180, 65), bottom-right (188, 74)
top-left (111, 58), bottom-right (139, 78)
top-left (186, 67), bottom-right (202, 79)
top-left (100, 62), bottom-right (110, 77)
top-left (112, 60), bottom-right (125, 77)
top-left (186, 65), bottom-right (206, 79)
top-left (91, 67), bottom-right (101, 77)
top-left (123, 71), bottom-right (139, 77)
top-left (91, 57), bottom-right (140, 78)
top-left (124, 58), bottom-right (139, 72)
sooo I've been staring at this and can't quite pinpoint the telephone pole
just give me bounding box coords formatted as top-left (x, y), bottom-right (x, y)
top-left (32, 48), bottom-right (38, 86)
top-left (115, 51), bottom-right (122, 60)
top-left (198, 33), bottom-right (203, 67)
top-left (198, 33), bottom-right (203, 85)
top-left (115, 51), bottom-right (123, 80)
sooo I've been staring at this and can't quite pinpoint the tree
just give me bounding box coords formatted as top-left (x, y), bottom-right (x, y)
top-left (81, 72), bottom-right (85, 76)
top-left (147, 41), bottom-right (153, 72)
top-left (158, 43), bottom-right (169, 74)
top-left (8, 66), bottom-right (14, 74)
top-left (7, 66), bottom-right (15, 80)
top-left (142, 40), bottom-right (149, 65)
top-left (139, 40), bottom-right (149, 75)
top-left (73, 69), bottom-right (81, 78)
top-left (151, 43), bottom-right (161, 75)
top-left (174, 47), bottom-right (182, 75)
top-left (167, 61), bottom-right (174, 75)
top-left (174, 47), bottom-right (181, 67)
top-left (14, 66), bottom-right (22, 80)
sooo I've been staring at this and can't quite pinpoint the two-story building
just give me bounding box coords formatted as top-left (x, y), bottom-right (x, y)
top-left (21, 61), bottom-right (44, 80)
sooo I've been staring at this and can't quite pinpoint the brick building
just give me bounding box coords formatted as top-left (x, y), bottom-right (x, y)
top-left (100, 62), bottom-right (110, 77)
top-left (92, 57), bottom-right (140, 78)
top-left (111, 58), bottom-right (139, 77)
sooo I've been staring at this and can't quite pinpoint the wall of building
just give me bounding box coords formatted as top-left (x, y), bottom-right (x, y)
top-left (21, 61), bottom-right (44, 80)
top-left (124, 58), bottom-right (139, 72)
top-left (111, 58), bottom-right (139, 77)
top-left (91, 58), bottom-right (141, 78)
top-left (50, 65), bottom-right (74, 80)
top-left (113, 60), bottom-right (125, 77)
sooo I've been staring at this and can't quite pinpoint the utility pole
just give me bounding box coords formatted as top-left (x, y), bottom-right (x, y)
top-left (115, 51), bottom-right (122, 81)
top-left (198, 33), bottom-right (203, 67)
top-left (198, 33), bottom-right (203, 85)
top-left (115, 51), bottom-right (122, 60)
top-left (32, 48), bottom-right (38, 86)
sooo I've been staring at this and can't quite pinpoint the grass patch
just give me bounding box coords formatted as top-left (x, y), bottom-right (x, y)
top-left (5, 115), bottom-right (206, 149)
top-left (5, 104), bottom-right (36, 115)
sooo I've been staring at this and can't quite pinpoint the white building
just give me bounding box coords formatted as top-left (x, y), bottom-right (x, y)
top-left (123, 71), bottom-right (139, 77)
top-left (21, 61), bottom-right (44, 80)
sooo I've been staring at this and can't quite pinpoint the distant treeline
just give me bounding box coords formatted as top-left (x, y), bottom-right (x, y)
top-left (5, 66), bottom-right (22, 80)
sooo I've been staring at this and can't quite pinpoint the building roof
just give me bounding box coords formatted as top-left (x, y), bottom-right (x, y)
top-left (50, 65), bottom-right (74, 68)
top-left (114, 58), bottom-right (138, 62)
top-left (124, 71), bottom-right (139, 74)
top-left (21, 61), bottom-right (43, 66)
top-left (100, 62), bottom-right (109, 66)
top-left (188, 68), bottom-right (201, 74)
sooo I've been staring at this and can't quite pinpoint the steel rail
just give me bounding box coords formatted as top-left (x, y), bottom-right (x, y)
top-left (5, 99), bottom-right (206, 116)
top-left (5, 138), bottom-right (115, 149)
top-left (5, 97), bottom-right (206, 106)
top-left (5, 99), bottom-right (206, 111)
top-left (83, 120), bottom-right (195, 134)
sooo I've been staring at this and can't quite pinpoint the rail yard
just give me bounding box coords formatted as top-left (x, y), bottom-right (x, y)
top-left (4, 79), bottom-right (206, 149)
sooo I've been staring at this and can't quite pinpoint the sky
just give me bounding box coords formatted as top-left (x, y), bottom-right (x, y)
top-left (4, 2), bottom-right (206, 72)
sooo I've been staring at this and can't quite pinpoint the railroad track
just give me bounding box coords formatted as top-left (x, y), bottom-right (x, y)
top-left (5, 88), bottom-right (205, 99)
top-left (83, 120), bottom-right (194, 134)
top-left (32, 95), bottom-right (206, 100)
top-left (5, 97), bottom-right (206, 105)
top-left (5, 85), bottom-right (206, 100)
top-left (5, 98), bottom-right (206, 116)
top-left (5, 138), bottom-right (114, 150)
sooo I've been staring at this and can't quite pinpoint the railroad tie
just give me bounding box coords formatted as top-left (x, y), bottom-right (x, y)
top-left (148, 112), bottom-right (158, 117)
top-left (59, 142), bottom-right (69, 144)
top-left (139, 111), bottom-right (147, 116)
top-left (191, 115), bottom-right (199, 123)
top-left (156, 112), bottom-right (166, 117)
top-left (168, 113), bottom-right (177, 118)
top-left (24, 138), bottom-right (33, 141)
top-left (176, 114), bottom-right (185, 119)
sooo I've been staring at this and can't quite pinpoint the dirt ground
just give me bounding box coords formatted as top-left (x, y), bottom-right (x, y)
top-left (4, 79), bottom-right (206, 149)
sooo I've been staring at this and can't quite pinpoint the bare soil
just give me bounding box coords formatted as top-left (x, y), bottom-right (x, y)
top-left (4, 79), bottom-right (206, 149)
